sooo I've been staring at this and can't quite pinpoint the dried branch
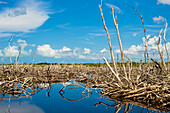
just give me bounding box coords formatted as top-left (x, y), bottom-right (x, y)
top-left (8, 35), bottom-right (15, 64)
top-left (111, 7), bottom-right (127, 80)
top-left (103, 57), bottom-right (123, 86)
top-left (115, 104), bottom-right (124, 113)
top-left (132, 7), bottom-right (150, 67)
top-left (0, 63), bottom-right (169, 111)
top-left (16, 47), bottom-right (21, 67)
top-left (59, 84), bottom-right (92, 101)
top-left (124, 54), bottom-right (133, 80)
top-left (91, 102), bottom-right (119, 107)
top-left (151, 58), bottom-right (162, 70)
top-left (99, 5), bottom-right (118, 74)
top-left (154, 29), bottom-right (167, 70)
top-left (163, 22), bottom-right (169, 70)
top-left (144, 48), bottom-right (147, 63)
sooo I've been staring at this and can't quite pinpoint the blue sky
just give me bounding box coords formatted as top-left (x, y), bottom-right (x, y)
top-left (0, 0), bottom-right (170, 64)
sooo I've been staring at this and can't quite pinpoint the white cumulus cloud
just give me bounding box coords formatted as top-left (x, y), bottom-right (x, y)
top-left (37, 44), bottom-right (56, 57)
top-left (157, 0), bottom-right (170, 5)
top-left (61, 46), bottom-right (71, 52)
top-left (37, 45), bottom-right (101, 60)
top-left (37, 44), bottom-right (72, 58)
top-left (17, 39), bottom-right (28, 48)
top-left (153, 16), bottom-right (166, 23)
top-left (83, 48), bottom-right (91, 54)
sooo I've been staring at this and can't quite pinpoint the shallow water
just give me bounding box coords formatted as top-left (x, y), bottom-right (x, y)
top-left (0, 81), bottom-right (164, 113)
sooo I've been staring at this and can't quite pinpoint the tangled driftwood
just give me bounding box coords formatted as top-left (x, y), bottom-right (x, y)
top-left (0, 64), bottom-right (169, 112)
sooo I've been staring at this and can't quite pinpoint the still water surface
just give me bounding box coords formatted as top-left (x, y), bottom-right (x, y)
top-left (0, 81), bottom-right (163, 113)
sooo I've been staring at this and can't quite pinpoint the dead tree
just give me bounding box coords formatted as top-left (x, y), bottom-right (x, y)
top-left (132, 7), bottom-right (150, 67)
top-left (144, 48), bottom-right (147, 63)
top-left (163, 22), bottom-right (169, 70)
top-left (124, 54), bottom-right (132, 80)
top-left (112, 8), bottom-right (127, 80)
top-left (154, 29), bottom-right (167, 70)
top-left (16, 47), bottom-right (21, 67)
top-left (8, 35), bottom-right (15, 64)
top-left (99, 5), bottom-right (118, 74)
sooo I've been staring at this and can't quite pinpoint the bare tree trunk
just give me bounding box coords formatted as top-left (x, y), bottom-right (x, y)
top-left (124, 54), bottom-right (132, 81)
top-left (163, 22), bottom-right (169, 70)
top-left (16, 47), bottom-right (21, 68)
top-left (154, 29), bottom-right (167, 70)
top-left (144, 48), bottom-right (146, 63)
top-left (111, 8), bottom-right (127, 79)
top-left (8, 35), bottom-right (15, 64)
top-left (132, 7), bottom-right (150, 67)
top-left (99, 5), bottom-right (118, 74)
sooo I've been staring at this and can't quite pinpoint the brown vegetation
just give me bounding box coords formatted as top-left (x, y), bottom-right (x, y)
top-left (0, 62), bottom-right (169, 112)
top-left (97, 5), bottom-right (170, 112)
